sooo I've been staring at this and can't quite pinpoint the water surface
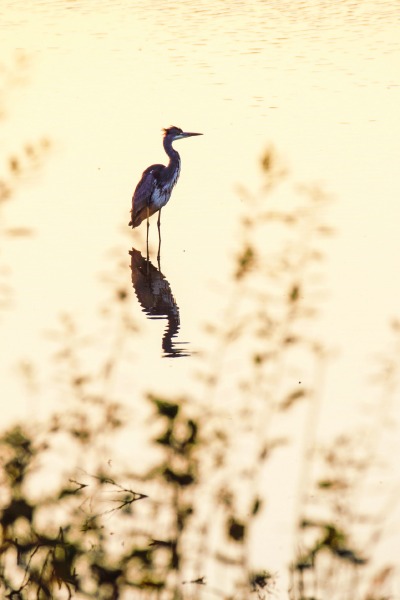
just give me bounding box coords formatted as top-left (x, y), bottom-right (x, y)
top-left (1, 0), bottom-right (400, 591)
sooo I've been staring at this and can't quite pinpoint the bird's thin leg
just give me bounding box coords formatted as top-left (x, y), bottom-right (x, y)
top-left (157, 209), bottom-right (162, 263)
top-left (146, 205), bottom-right (150, 261)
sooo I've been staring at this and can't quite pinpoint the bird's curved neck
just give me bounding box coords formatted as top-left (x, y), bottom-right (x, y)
top-left (163, 136), bottom-right (180, 169)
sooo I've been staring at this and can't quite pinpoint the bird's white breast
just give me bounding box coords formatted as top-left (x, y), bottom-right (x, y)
top-left (153, 162), bottom-right (181, 210)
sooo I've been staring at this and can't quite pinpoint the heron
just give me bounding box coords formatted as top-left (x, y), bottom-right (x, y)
top-left (129, 126), bottom-right (202, 257)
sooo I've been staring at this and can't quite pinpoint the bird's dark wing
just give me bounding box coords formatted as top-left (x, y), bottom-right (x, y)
top-left (129, 164), bottom-right (164, 228)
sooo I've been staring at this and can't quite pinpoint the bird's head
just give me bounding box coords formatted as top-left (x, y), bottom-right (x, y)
top-left (163, 126), bottom-right (202, 141)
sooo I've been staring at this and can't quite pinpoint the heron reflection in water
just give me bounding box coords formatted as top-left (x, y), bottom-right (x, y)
top-left (129, 248), bottom-right (190, 358)
top-left (129, 126), bottom-right (202, 258)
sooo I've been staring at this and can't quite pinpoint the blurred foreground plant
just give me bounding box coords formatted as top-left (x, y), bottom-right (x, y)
top-left (0, 52), bottom-right (51, 316)
top-left (1, 145), bottom-right (399, 599)
top-left (187, 147), bottom-right (332, 598)
top-left (290, 319), bottom-right (400, 600)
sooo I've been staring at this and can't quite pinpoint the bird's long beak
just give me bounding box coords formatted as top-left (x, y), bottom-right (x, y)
top-left (179, 131), bottom-right (203, 139)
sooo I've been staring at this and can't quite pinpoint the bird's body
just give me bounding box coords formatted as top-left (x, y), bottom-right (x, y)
top-left (129, 126), bottom-right (202, 237)
top-left (129, 161), bottom-right (181, 228)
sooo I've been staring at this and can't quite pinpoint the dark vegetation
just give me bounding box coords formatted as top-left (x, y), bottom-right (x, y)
top-left (0, 58), bottom-right (399, 599)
